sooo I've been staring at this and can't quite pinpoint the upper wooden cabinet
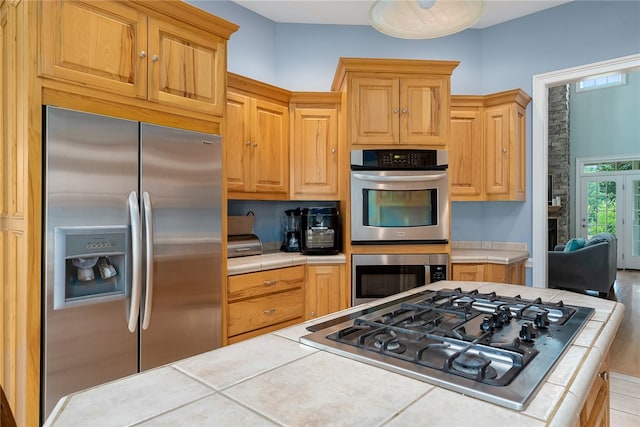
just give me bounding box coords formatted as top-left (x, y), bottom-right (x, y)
top-left (450, 89), bottom-right (531, 201)
top-left (332, 58), bottom-right (458, 149)
top-left (226, 73), bottom-right (290, 199)
top-left (40, 0), bottom-right (237, 118)
top-left (290, 92), bottom-right (342, 200)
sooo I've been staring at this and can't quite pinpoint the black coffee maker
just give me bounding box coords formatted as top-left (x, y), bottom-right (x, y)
top-left (300, 207), bottom-right (340, 255)
top-left (280, 208), bottom-right (301, 252)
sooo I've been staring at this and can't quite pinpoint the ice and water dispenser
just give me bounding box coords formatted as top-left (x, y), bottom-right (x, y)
top-left (54, 226), bottom-right (130, 310)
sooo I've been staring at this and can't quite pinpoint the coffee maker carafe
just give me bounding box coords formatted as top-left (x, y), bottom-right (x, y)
top-left (281, 208), bottom-right (301, 252)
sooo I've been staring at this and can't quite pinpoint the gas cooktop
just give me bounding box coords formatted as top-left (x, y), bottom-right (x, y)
top-left (300, 287), bottom-right (594, 410)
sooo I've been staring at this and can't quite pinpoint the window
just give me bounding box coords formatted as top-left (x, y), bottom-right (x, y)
top-left (576, 72), bottom-right (627, 92)
top-left (583, 157), bottom-right (640, 174)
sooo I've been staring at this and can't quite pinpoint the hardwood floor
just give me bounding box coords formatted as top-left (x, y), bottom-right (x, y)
top-left (608, 270), bottom-right (640, 377)
top-left (607, 270), bottom-right (640, 426)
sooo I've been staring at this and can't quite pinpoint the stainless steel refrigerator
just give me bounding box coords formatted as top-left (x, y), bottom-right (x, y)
top-left (42, 106), bottom-right (222, 419)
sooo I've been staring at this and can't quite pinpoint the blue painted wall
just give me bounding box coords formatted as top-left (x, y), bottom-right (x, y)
top-left (190, 0), bottom-right (640, 257)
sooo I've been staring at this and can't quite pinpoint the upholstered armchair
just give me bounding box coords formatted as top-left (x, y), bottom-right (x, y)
top-left (548, 233), bottom-right (617, 297)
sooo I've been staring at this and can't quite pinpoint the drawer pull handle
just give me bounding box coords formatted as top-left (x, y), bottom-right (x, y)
top-left (264, 308), bottom-right (276, 315)
top-left (264, 280), bottom-right (277, 286)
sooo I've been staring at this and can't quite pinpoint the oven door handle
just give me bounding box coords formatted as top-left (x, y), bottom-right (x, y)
top-left (424, 265), bottom-right (432, 284)
top-left (352, 172), bottom-right (447, 182)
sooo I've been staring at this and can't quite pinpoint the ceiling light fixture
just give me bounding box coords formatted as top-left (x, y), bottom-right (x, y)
top-left (369, 0), bottom-right (486, 39)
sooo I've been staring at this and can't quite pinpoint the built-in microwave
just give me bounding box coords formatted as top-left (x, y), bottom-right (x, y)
top-left (350, 149), bottom-right (449, 244)
top-left (352, 254), bottom-right (448, 306)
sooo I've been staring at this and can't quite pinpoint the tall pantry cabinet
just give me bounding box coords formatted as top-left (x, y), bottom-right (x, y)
top-left (0, 1), bottom-right (237, 425)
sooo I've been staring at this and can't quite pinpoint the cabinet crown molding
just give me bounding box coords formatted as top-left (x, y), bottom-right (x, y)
top-left (331, 57), bottom-right (460, 91)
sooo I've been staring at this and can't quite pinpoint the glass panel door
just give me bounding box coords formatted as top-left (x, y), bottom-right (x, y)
top-left (624, 176), bottom-right (640, 269)
top-left (580, 177), bottom-right (620, 239)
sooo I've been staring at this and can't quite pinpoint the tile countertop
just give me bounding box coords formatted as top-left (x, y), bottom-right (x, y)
top-left (45, 281), bottom-right (624, 427)
top-left (450, 248), bottom-right (529, 265)
top-left (227, 251), bottom-right (346, 275)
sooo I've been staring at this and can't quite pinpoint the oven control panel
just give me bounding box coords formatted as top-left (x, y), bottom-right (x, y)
top-left (351, 149), bottom-right (447, 170)
top-left (429, 264), bottom-right (447, 282)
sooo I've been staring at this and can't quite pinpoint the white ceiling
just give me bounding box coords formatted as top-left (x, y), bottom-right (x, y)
top-left (230, 0), bottom-right (573, 29)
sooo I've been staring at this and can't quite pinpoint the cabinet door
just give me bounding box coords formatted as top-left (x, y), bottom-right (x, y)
top-left (291, 106), bottom-right (339, 199)
top-left (350, 76), bottom-right (399, 145)
top-left (252, 99), bottom-right (289, 194)
top-left (225, 92), bottom-right (252, 192)
top-left (451, 264), bottom-right (485, 282)
top-left (400, 77), bottom-right (449, 147)
top-left (305, 265), bottom-right (347, 320)
top-left (450, 107), bottom-right (483, 200)
top-left (40, 0), bottom-right (146, 98)
top-left (484, 104), bottom-right (512, 198)
top-left (147, 17), bottom-right (226, 116)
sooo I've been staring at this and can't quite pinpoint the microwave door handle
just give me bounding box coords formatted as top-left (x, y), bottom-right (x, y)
top-left (127, 191), bottom-right (142, 333)
top-left (141, 192), bottom-right (154, 330)
top-left (351, 173), bottom-right (447, 182)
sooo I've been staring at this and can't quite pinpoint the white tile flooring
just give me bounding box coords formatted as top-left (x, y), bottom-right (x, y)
top-left (610, 372), bottom-right (640, 426)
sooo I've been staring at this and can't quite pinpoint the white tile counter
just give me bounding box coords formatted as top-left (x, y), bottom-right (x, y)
top-left (451, 241), bottom-right (529, 265)
top-left (227, 252), bottom-right (346, 275)
top-left (45, 281), bottom-right (624, 427)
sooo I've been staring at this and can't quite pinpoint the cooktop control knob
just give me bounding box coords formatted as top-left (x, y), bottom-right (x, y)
top-left (534, 312), bottom-right (550, 329)
top-left (481, 316), bottom-right (494, 333)
top-left (519, 322), bottom-right (537, 342)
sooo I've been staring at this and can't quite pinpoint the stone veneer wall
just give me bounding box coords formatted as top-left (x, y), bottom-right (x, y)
top-left (548, 85), bottom-right (570, 246)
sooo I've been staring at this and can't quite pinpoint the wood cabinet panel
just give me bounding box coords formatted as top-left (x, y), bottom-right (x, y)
top-left (225, 92), bottom-right (251, 192)
top-left (147, 17), bottom-right (226, 115)
top-left (451, 261), bottom-right (525, 285)
top-left (40, 0), bottom-right (235, 118)
top-left (401, 77), bottom-right (449, 147)
top-left (333, 59), bottom-right (457, 149)
top-left (450, 105), bottom-right (483, 198)
top-left (226, 266), bottom-right (304, 342)
top-left (577, 355), bottom-right (609, 427)
top-left (451, 263), bottom-right (485, 282)
top-left (290, 93), bottom-right (341, 200)
top-left (350, 76), bottom-right (399, 145)
top-left (226, 74), bottom-right (290, 198)
top-left (228, 265), bottom-right (304, 302)
top-left (252, 99), bottom-right (289, 194)
top-left (450, 90), bottom-right (530, 201)
top-left (305, 265), bottom-right (347, 320)
top-left (227, 288), bottom-right (304, 337)
top-left (40, 0), bottom-right (145, 99)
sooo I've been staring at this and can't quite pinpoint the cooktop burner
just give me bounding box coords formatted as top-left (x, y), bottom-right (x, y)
top-left (300, 288), bottom-right (594, 410)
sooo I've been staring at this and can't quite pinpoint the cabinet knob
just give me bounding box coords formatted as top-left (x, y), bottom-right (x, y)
top-left (402, 108), bottom-right (408, 114)
top-left (502, 148), bottom-right (507, 153)
top-left (152, 55), bottom-right (159, 62)
top-left (253, 143), bottom-right (258, 147)
top-left (331, 148), bottom-right (336, 154)
top-left (245, 141), bottom-right (251, 146)
top-left (139, 51), bottom-right (147, 58)
top-left (598, 371), bottom-right (609, 381)
top-left (393, 108), bottom-right (399, 114)
top-left (263, 308), bottom-right (276, 315)
top-left (310, 311), bottom-right (316, 317)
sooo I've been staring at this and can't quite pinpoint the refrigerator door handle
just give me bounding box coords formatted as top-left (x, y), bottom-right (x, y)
top-left (142, 192), bottom-right (154, 330)
top-left (128, 191), bottom-right (142, 332)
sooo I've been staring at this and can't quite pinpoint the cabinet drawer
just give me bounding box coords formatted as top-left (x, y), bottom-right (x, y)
top-left (228, 265), bottom-right (304, 301)
top-left (228, 288), bottom-right (304, 337)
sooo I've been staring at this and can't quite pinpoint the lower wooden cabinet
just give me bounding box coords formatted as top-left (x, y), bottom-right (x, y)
top-left (451, 261), bottom-right (525, 285)
top-left (227, 266), bottom-right (304, 344)
top-left (576, 354), bottom-right (610, 427)
top-left (305, 264), bottom-right (348, 320)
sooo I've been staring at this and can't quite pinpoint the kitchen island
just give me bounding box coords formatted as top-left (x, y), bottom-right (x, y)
top-left (45, 281), bottom-right (623, 427)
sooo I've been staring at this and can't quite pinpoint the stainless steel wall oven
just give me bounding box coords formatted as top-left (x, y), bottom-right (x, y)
top-left (350, 149), bottom-right (449, 244)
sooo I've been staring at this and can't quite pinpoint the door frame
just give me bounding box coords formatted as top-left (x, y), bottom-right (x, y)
top-left (531, 54), bottom-right (640, 288)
